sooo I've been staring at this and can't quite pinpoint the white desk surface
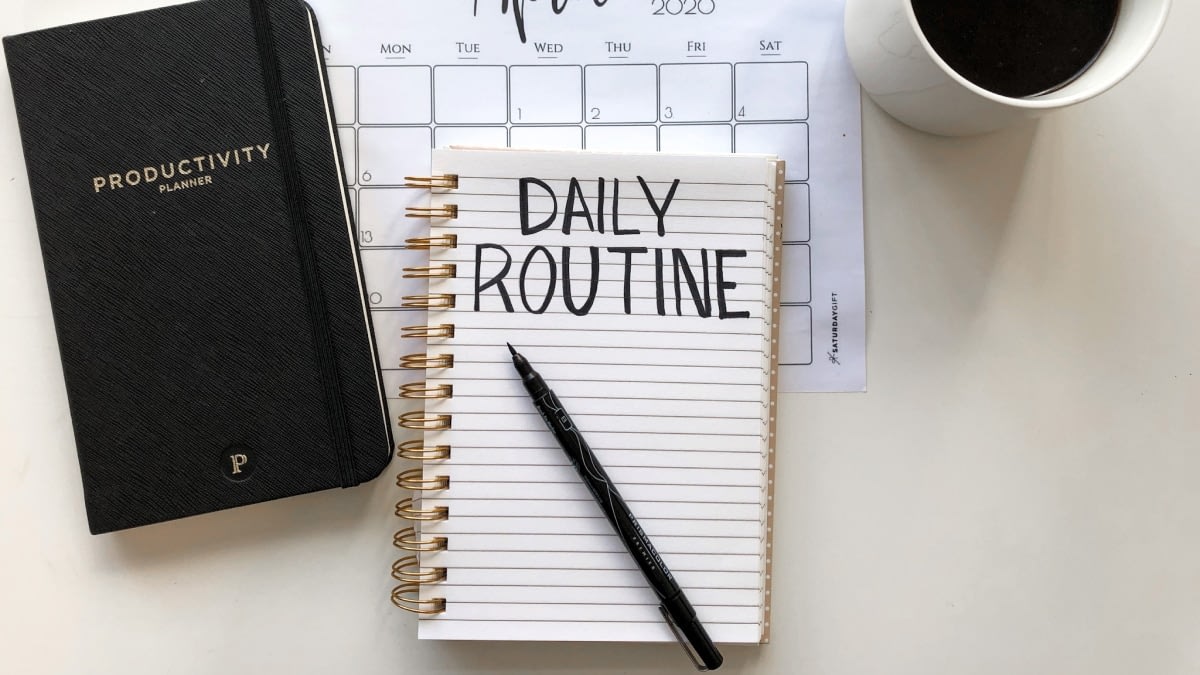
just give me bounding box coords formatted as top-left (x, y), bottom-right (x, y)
top-left (2, 2), bottom-right (1197, 674)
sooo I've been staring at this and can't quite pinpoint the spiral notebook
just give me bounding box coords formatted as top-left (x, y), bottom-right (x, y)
top-left (390, 147), bottom-right (782, 644)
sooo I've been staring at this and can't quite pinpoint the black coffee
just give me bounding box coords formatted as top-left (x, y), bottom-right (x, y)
top-left (911, 0), bottom-right (1121, 98)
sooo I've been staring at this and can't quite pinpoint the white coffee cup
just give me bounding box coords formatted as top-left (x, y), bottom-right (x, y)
top-left (844, 0), bottom-right (1172, 135)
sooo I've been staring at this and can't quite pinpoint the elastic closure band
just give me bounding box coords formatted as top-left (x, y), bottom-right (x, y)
top-left (250, 0), bottom-right (357, 486)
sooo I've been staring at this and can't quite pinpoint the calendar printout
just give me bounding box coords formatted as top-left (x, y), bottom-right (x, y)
top-left (305, 0), bottom-right (866, 394)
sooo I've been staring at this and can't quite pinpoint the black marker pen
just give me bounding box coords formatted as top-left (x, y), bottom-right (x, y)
top-left (508, 343), bottom-right (723, 671)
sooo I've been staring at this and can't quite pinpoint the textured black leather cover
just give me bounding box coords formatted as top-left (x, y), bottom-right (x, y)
top-left (4, 0), bottom-right (392, 533)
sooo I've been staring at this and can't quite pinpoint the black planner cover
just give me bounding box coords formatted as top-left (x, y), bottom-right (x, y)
top-left (3, 0), bottom-right (392, 533)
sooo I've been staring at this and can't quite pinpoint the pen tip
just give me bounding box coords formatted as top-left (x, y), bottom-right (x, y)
top-left (507, 342), bottom-right (517, 356)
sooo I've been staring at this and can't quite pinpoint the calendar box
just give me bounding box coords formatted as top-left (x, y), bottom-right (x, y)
top-left (782, 243), bottom-right (811, 304)
top-left (659, 64), bottom-right (732, 122)
top-left (511, 126), bottom-right (583, 150)
top-left (434, 126), bottom-right (508, 148)
top-left (779, 305), bottom-right (814, 366)
top-left (735, 62), bottom-right (809, 121)
top-left (659, 124), bottom-right (732, 153)
top-left (359, 66), bottom-right (432, 124)
top-left (735, 123), bottom-right (808, 181)
top-left (784, 183), bottom-right (811, 243)
top-left (357, 126), bottom-right (431, 185)
top-left (327, 66), bottom-right (356, 124)
top-left (584, 64), bottom-right (657, 124)
top-left (511, 65), bottom-right (583, 124)
top-left (357, 188), bottom-right (429, 247)
top-left (585, 125), bottom-right (657, 152)
top-left (435, 65), bottom-right (508, 124)
top-left (359, 248), bottom-right (431, 310)
top-left (337, 127), bottom-right (356, 186)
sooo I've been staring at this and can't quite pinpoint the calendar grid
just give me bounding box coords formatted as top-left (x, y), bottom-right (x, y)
top-left (330, 61), bottom-right (816, 369)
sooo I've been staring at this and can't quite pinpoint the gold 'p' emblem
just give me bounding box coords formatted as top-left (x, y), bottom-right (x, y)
top-left (222, 445), bottom-right (256, 482)
top-left (230, 454), bottom-right (249, 474)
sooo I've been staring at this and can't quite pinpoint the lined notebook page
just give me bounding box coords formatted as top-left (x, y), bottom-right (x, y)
top-left (414, 148), bottom-right (779, 643)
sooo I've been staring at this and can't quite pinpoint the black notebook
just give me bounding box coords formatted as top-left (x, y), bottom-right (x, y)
top-left (4, 0), bottom-right (391, 533)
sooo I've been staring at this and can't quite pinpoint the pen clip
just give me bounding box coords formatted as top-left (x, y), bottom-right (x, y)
top-left (659, 604), bottom-right (708, 671)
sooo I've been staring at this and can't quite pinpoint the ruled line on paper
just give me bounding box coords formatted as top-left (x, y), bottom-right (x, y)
top-left (426, 619), bottom-right (762, 624)
top-left (436, 222), bottom-right (769, 236)
top-left (454, 175), bottom-right (768, 187)
top-left (448, 393), bottom-right (762, 403)
top-left (457, 208), bottom-right (765, 221)
top-left (444, 444), bottom-right (764, 454)
top-left (445, 342), bottom-right (764, 353)
top-left (452, 190), bottom-right (766, 204)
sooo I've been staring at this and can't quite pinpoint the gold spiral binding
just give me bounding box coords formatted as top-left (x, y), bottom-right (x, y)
top-left (395, 497), bottom-right (449, 522)
top-left (405, 174), bottom-right (459, 189)
top-left (393, 555), bottom-right (448, 584)
top-left (397, 468), bottom-right (450, 491)
top-left (394, 527), bottom-right (448, 553)
top-left (400, 382), bottom-right (454, 399)
top-left (402, 324), bottom-right (456, 339)
top-left (392, 196), bottom-right (459, 616)
top-left (406, 204), bottom-right (459, 219)
top-left (399, 412), bottom-right (452, 431)
top-left (403, 264), bottom-right (457, 279)
top-left (396, 440), bottom-right (451, 461)
top-left (405, 234), bottom-right (458, 250)
top-left (392, 583), bottom-right (446, 614)
top-left (402, 294), bottom-right (456, 310)
top-left (400, 353), bottom-right (455, 369)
